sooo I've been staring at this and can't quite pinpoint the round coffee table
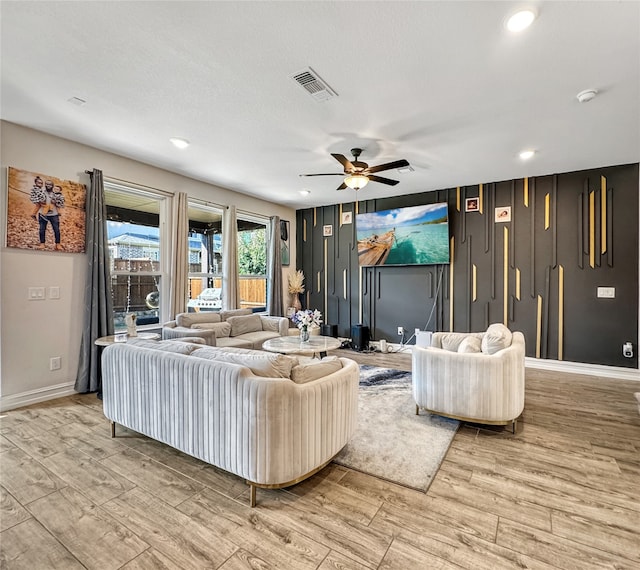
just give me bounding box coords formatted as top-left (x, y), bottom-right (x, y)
top-left (262, 335), bottom-right (341, 359)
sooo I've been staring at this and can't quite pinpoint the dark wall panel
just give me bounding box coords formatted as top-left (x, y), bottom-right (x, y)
top-left (296, 163), bottom-right (639, 368)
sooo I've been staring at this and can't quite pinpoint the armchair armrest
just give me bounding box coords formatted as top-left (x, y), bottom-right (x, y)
top-left (260, 316), bottom-right (289, 337)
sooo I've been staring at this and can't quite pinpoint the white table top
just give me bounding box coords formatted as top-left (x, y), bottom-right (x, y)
top-left (94, 332), bottom-right (160, 346)
top-left (262, 335), bottom-right (341, 356)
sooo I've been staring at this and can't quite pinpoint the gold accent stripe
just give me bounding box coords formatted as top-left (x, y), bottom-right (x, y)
top-left (339, 203), bottom-right (343, 228)
top-left (303, 218), bottom-right (307, 242)
top-left (524, 178), bottom-right (529, 207)
top-left (358, 265), bottom-right (363, 324)
top-left (472, 264), bottom-right (477, 302)
top-left (355, 201), bottom-right (359, 215)
top-left (456, 187), bottom-right (460, 212)
top-left (536, 295), bottom-right (542, 358)
top-left (601, 175), bottom-right (607, 254)
top-left (544, 193), bottom-right (550, 230)
top-left (313, 207), bottom-right (317, 227)
top-left (589, 191), bottom-right (595, 268)
top-left (323, 239), bottom-right (328, 315)
top-left (449, 236), bottom-right (455, 331)
top-left (558, 265), bottom-right (564, 361)
top-left (317, 270), bottom-right (321, 293)
top-left (515, 268), bottom-right (521, 300)
top-left (479, 184), bottom-right (484, 214)
top-left (343, 269), bottom-right (347, 300)
top-left (503, 226), bottom-right (509, 325)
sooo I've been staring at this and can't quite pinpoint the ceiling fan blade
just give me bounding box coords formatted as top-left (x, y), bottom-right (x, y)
top-left (331, 153), bottom-right (355, 172)
top-left (366, 159), bottom-right (410, 174)
top-left (299, 173), bottom-right (344, 177)
top-left (368, 174), bottom-right (400, 186)
top-left (336, 182), bottom-right (347, 191)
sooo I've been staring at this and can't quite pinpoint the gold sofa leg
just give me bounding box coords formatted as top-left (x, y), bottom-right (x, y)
top-left (110, 421), bottom-right (116, 438)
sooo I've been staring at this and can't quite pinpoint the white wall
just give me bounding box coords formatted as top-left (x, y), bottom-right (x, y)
top-left (0, 121), bottom-right (296, 410)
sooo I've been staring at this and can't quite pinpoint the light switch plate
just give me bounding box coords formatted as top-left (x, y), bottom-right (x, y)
top-left (597, 287), bottom-right (615, 298)
top-left (49, 286), bottom-right (60, 299)
top-left (28, 287), bottom-right (45, 300)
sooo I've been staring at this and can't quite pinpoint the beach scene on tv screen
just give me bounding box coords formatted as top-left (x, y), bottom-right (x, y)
top-left (356, 203), bottom-right (450, 266)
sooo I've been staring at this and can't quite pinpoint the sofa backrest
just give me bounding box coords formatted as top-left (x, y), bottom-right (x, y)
top-left (176, 312), bottom-right (222, 328)
top-left (220, 308), bottom-right (252, 321)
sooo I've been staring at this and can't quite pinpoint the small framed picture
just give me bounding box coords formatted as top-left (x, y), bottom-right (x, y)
top-left (465, 197), bottom-right (479, 212)
top-left (341, 211), bottom-right (353, 225)
top-left (323, 224), bottom-right (333, 237)
top-left (495, 206), bottom-right (512, 223)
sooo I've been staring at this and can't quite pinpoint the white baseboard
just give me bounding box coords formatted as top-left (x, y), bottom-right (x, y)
top-left (524, 357), bottom-right (639, 382)
top-left (0, 381), bottom-right (77, 412)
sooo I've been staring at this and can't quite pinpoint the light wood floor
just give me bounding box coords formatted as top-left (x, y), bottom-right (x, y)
top-left (1, 349), bottom-right (639, 569)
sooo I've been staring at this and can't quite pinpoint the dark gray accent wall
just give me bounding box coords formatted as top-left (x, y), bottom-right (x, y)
top-left (296, 163), bottom-right (639, 368)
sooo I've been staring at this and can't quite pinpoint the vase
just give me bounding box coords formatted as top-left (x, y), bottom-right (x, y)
top-left (300, 327), bottom-right (310, 343)
top-left (292, 293), bottom-right (302, 311)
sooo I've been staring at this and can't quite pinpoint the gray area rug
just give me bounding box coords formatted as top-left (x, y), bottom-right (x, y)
top-left (333, 365), bottom-right (459, 492)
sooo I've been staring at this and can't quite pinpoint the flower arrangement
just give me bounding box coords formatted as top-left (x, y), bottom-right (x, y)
top-left (288, 270), bottom-right (305, 294)
top-left (292, 309), bottom-right (322, 330)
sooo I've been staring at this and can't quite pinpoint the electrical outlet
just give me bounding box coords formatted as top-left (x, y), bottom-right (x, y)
top-left (397, 326), bottom-right (404, 336)
top-left (50, 357), bottom-right (61, 371)
top-left (415, 328), bottom-right (421, 336)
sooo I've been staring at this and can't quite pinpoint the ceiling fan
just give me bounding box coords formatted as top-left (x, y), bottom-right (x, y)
top-left (300, 148), bottom-right (410, 191)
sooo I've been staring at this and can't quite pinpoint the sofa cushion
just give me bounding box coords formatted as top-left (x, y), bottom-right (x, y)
top-left (220, 308), bottom-right (252, 321)
top-left (458, 336), bottom-right (482, 353)
top-left (190, 347), bottom-right (296, 378)
top-left (439, 333), bottom-right (466, 352)
top-left (481, 323), bottom-right (513, 355)
top-left (176, 312), bottom-right (222, 328)
top-left (291, 356), bottom-right (342, 384)
top-left (227, 314), bottom-right (263, 336)
top-left (260, 317), bottom-right (281, 333)
top-left (192, 321), bottom-right (232, 338)
top-left (127, 338), bottom-right (200, 355)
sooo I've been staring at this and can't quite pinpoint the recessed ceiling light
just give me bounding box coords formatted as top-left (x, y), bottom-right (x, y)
top-left (506, 9), bottom-right (536, 32)
top-left (169, 137), bottom-right (190, 149)
top-left (576, 89), bottom-right (598, 103)
top-left (397, 165), bottom-right (414, 174)
top-left (519, 150), bottom-right (535, 160)
top-left (299, 190), bottom-right (311, 196)
top-left (67, 96), bottom-right (86, 106)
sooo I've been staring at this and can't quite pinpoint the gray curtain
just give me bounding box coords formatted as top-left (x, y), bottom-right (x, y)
top-left (267, 216), bottom-right (284, 316)
top-left (222, 205), bottom-right (240, 309)
top-left (74, 169), bottom-right (113, 393)
top-left (169, 191), bottom-right (189, 317)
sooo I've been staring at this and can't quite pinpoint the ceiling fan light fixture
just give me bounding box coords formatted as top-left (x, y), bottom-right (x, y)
top-left (344, 174), bottom-right (369, 190)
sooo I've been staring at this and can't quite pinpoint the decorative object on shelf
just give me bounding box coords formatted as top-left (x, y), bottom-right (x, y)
top-left (288, 269), bottom-right (305, 311)
top-left (125, 313), bottom-right (138, 337)
top-left (292, 309), bottom-right (322, 343)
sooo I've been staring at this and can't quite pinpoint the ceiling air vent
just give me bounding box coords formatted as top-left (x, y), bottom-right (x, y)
top-left (291, 67), bottom-right (337, 102)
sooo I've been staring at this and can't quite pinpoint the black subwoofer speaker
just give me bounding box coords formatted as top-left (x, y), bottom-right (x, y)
top-left (321, 324), bottom-right (338, 337)
top-left (351, 324), bottom-right (370, 352)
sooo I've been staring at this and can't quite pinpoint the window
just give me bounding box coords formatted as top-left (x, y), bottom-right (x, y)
top-left (187, 201), bottom-right (223, 312)
top-left (237, 215), bottom-right (267, 312)
top-left (105, 183), bottom-right (168, 331)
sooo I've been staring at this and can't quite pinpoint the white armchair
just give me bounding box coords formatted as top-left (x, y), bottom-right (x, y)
top-left (412, 325), bottom-right (525, 432)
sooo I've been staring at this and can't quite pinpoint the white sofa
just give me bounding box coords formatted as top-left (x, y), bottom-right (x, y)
top-left (101, 339), bottom-right (359, 506)
top-left (412, 324), bottom-right (525, 432)
top-left (162, 308), bottom-right (289, 349)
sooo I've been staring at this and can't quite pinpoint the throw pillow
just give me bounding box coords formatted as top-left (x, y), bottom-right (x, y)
top-left (481, 323), bottom-right (513, 355)
top-left (190, 348), bottom-right (296, 378)
top-left (458, 336), bottom-right (482, 353)
top-left (220, 308), bottom-right (252, 321)
top-left (438, 333), bottom-right (468, 352)
top-left (227, 314), bottom-right (262, 336)
top-left (192, 322), bottom-right (232, 338)
top-left (291, 356), bottom-right (342, 384)
top-left (176, 312), bottom-right (222, 328)
top-left (260, 317), bottom-right (281, 333)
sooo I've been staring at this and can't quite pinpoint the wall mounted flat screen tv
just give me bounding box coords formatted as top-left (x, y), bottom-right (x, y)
top-left (356, 202), bottom-right (450, 266)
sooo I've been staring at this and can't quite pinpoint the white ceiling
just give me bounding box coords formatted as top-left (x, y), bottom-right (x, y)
top-left (1, 1), bottom-right (638, 210)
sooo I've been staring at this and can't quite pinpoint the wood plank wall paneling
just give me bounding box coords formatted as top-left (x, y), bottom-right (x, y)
top-left (296, 163), bottom-right (639, 367)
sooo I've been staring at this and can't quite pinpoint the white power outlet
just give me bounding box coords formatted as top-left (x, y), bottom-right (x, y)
top-left (50, 357), bottom-right (61, 371)
top-left (397, 326), bottom-right (404, 336)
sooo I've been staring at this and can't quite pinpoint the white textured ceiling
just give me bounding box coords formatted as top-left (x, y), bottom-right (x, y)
top-left (1, 1), bottom-right (638, 209)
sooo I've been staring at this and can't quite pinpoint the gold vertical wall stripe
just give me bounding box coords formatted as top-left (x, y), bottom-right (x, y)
top-left (479, 184), bottom-right (484, 214)
top-left (313, 208), bottom-right (317, 227)
top-left (339, 203), bottom-right (343, 227)
top-left (472, 264), bottom-right (477, 301)
top-left (317, 271), bottom-right (321, 293)
top-left (601, 175), bottom-right (607, 254)
top-left (503, 226), bottom-right (509, 325)
top-left (558, 265), bottom-right (564, 361)
top-left (449, 236), bottom-right (455, 331)
top-left (544, 193), bottom-right (550, 229)
top-left (343, 269), bottom-right (347, 300)
top-left (536, 295), bottom-right (542, 358)
top-left (355, 201), bottom-right (359, 215)
top-left (589, 191), bottom-right (595, 268)
top-left (515, 268), bottom-right (521, 300)
top-left (456, 187), bottom-right (460, 211)
top-left (524, 178), bottom-right (529, 207)
top-left (323, 239), bottom-right (328, 316)
top-left (303, 218), bottom-right (307, 242)
top-left (358, 266), bottom-right (363, 324)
